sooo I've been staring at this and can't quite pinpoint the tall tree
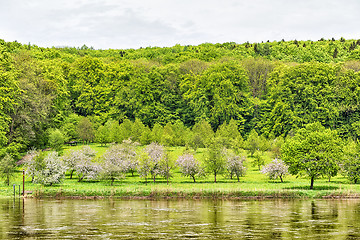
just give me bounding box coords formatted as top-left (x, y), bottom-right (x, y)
top-left (281, 122), bottom-right (342, 189)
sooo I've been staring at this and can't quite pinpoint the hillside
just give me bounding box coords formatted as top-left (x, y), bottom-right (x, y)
top-left (0, 38), bottom-right (360, 158)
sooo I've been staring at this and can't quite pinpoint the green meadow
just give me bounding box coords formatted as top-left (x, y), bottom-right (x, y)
top-left (2, 143), bottom-right (360, 199)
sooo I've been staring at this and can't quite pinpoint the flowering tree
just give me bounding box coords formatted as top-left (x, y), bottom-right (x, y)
top-left (122, 139), bottom-right (139, 176)
top-left (225, 151), bottom-right (246, 182)
top-left (176, 153), bottom-right (204, 183)
top-left (24, 149), bottom-right (46, 182)
top-left (101, 140), bottom-right (138, 185)
top-left (74, 146), bottom-right (101, 182)
top-left (261, 158), bottom-right (289, 182)
top-left (137, 142), bottom-right (167, 183)
top-left (62, 150), bottom-right (83, 179)
top-left (34, 151), bottom-right (65, 186)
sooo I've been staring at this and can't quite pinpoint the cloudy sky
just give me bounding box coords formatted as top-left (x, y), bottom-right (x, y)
top-left (1, 0), bottom-right (359, 49)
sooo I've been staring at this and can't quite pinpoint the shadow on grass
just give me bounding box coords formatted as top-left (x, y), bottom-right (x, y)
top-left (284, 186), bottom-right (339, 190)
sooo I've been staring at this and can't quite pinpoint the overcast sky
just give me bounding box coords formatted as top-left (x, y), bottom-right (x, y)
top-left (0, 0), bottom-right (359, 49)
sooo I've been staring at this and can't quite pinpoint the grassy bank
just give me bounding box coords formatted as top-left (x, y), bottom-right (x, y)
top-left (2, 144), bottom-right (360, 199)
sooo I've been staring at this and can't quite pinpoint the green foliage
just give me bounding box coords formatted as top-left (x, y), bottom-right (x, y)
top-left (0, 154), bottom-right (15, 186)
top-left (216, 119), bottom-right (243, 151)
top-left (95, 125), bottom-right (110, 146)
top-left (1, 38), bottom-right (360, 161)
top-left (205, 138), bottom-right (226, 183)
top-left (189, 119), bottom-right (214, 150)
top-left (77, 117), bottom-right (95, 144)
top-left (281, 122), bottom-right (343, 189)
top-left (342, 140), bottom-right (360, 184)
top-left (48, 129), bottom-right (65, 152)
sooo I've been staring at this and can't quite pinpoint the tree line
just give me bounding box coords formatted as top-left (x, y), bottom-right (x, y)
top-left (0, 38), bottom-right (360, 162)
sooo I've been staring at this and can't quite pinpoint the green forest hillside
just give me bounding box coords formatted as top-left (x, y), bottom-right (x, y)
top-left (1, 38), bottom-right (360, 158)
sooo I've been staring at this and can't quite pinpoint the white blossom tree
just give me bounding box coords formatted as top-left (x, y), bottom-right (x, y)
top-left (74, 146), bottom-right (101, 182)
top-left (261, 158), bottom-right (289, 182)
top-left (137, 142), bottom-right (167, 183)
top-left (62, 150), bottom-right (83, 179)
top-left (226, 151), bottom-right (246, 182)
top-left (101, 140), bottom-right (138, 185)
top-left (33, 151), bottom-right (65, 186)
top-left (24, 149), bottom-right (45, 182)
top-left (176, 153), bottom-right (204, 183)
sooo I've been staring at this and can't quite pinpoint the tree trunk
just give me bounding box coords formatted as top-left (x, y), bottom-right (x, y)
top-left (237, 175), bottom-right (240, 182)
top-left (111, 178), bottom-right (114, 186)
top-left (280, 175), bottom-right (283, 183)
top-left (192, 175), bottom-right (196, 183)
top-left (70, 170), bottom-right (74, 179)
top-left (78, 175), bottom-right (84, 182)
top-left (153, 175), bottom-right (156, 183)
top-left (328, 176), bottom-right (331, 182)
top-left (214, 171), bottom-right (217, 183)
top-left (310, 176), bottom-right (315, 190)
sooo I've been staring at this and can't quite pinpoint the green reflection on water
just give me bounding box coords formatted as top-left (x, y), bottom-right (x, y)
top-left (0, 198), bottom-right (359, 239)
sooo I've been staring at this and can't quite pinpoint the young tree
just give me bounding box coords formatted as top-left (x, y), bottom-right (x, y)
top-left (95, 125), bottom-right (110, 146)
top-left (261, 158), bottom-right (289, 182)
top-left (190, 119), bottom-right (214, 150)
top-left (77, 117), bottom-right (95, 144)
top-left (244, 129), bottom-right (267, 157)
top-left (215, 119), bottom-right (243, 152)
top-left (137, 151), bottom-right (155, 184)
top-left (205, 138), bottom-right (226, 183)
top-left (48, 128), bottom-right (65, 153)
top-left (176, 153), bottom-right (204, 183)
top-left (225, 150), bottom-right (246, 182)
top-left (252, 151), bottom-right (265, 171)
top-left (118, 119), bottom-right (133, 142)
top-left (0, 154), bottom-right (16, 186)
top-left (342, 140), bottom-right (360, 184)
top-left (158, 151), bottom-right (173, 185)
top-left (281, 122), bottom-right (342, 189)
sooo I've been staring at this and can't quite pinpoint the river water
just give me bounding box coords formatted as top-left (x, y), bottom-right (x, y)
top-left (1, 198), bottom-right (359, 239)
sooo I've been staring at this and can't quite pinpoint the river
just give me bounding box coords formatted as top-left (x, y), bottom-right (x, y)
top-left (1, 198), bottom-right (359, 239)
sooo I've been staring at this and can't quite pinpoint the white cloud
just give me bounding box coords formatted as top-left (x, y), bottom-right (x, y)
top-left (0, 0), bottom-right (359, 49)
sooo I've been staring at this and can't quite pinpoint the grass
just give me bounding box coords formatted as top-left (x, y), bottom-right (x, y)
top-left (1, 144), bottom-right (360, 199)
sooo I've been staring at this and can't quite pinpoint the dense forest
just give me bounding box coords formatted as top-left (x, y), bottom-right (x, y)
top-left (1, 38), bottom-right (360, 159)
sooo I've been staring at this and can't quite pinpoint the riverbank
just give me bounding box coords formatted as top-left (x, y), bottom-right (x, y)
top-left (22, 187), bottom-right (360, 200)
top-left (7, 175), bottom-right (360, 199)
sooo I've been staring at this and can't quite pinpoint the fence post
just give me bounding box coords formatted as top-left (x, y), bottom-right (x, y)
top-left (23, 169), bottom-right (25, 196)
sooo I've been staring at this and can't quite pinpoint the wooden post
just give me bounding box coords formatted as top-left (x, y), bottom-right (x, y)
top-left (22, 169), bottom-right (25, 196)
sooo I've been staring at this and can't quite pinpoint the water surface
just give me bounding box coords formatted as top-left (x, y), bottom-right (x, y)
top-left (1, 198), bottom-right (360, 239)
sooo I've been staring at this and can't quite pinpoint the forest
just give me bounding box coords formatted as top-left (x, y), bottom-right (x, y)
top-left (1, 37), bottom-right (360, 159)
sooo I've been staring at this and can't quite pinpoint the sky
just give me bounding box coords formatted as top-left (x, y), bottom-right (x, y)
top-left (0, 0), bottom-right (359, 50)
